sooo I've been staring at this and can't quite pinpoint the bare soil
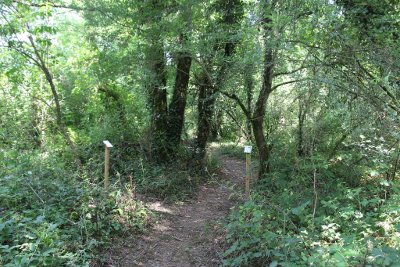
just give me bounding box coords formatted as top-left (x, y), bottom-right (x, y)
top-left (101, 155), bottom-right (246, 267)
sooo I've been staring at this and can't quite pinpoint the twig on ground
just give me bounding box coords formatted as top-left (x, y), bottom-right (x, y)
top-left (25, 181), bottom-right (45, 204)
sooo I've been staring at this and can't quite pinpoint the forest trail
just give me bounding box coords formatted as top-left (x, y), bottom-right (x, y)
top-left (102, 155), bottom-right (247, 267)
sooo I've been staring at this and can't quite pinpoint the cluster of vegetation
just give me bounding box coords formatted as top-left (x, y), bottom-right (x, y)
top-left (1, 0), bottom-right (399, 266)
top-left (0, 148), bottom-right (151, 266)
top-left (224, 153), bottom-right (400, 266)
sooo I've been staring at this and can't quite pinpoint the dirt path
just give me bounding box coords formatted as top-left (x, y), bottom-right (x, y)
top-left (102, 156), bottom-right (246, 267)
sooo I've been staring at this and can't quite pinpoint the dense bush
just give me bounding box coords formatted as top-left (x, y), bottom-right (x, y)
top-left (0, 150), bottom-right (150, 266)
top-left (223, 160), bottom-right (400, 266)
top-left (136, 146), bottom-right (220, 201)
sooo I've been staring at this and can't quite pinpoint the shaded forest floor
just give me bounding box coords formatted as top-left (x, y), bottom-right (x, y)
top-left (101, 155), bottom-right (247, 267)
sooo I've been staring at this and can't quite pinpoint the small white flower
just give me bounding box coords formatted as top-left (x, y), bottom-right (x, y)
top-left (354, 211), bottom-right (363, 219)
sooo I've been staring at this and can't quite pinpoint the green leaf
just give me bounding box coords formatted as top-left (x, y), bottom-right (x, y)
top-left (225, 241), bottom-right (239, 256)
top-left (291, 201), bottom-right (310, 215)
top-left (33, 215), bottom-right (45, 224)
top-left (25, 233), bottom-right (36, 240)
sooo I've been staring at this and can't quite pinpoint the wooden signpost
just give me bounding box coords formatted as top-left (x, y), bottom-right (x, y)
top-left (244, 145), bottom-right (252, 198)
top-left (103, 140), bottom-right (113, 189)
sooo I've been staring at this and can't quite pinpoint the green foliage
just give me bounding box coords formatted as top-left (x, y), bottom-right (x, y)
top-left (0, 150), bottom-right (150, 266)
top-left (223, 159), bottom-right (400, 266)
top-left (212, 142), bottom-right (248, 159)
top-left (139, 164), bottom-right (198, 201)
top-left (1, 0), bottom-right (399, 265)
top-left (137, 151), bottom-right (220, 201)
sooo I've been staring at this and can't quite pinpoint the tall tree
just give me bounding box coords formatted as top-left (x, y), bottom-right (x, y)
top-left (0, 2), bottom-right (82, 166)
top-left (84, 0), bottom-right (195, 161)
top-left (166, 4), bottom-right (193, 151)
top-left (194, 0), bottom-right (244, 163)
top-left (221, 0), bottom-right (322, 178)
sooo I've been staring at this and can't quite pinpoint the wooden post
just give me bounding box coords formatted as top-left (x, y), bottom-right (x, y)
top-left (244, 145), bottom-right (252, 198)
top-left (103, 140), bottom-right (113, 189)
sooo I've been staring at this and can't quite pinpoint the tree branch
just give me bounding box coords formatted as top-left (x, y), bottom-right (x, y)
top-left (356, 58), bottom-right (399, 111)
top-left (11, 0), bottom-right (92, 12)
top-left (219, 90), bottom-right (251, 119)
top-left (271, 78), bottom-right (310, 91)
top-left (11, 45), bottom-right (41, 67)
top-left (273, 65), bottom-right (312, 77)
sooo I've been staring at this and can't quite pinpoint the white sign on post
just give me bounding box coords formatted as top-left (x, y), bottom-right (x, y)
top-left (103, 140), bottom-right (113, 190)
top-left (103, 140), bottom-right (113, 148)
top-left (244, 145), bottom-right (252, 154)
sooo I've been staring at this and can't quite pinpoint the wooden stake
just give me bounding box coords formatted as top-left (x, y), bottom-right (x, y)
top-left (103, 140), bottom-right (113, 189)
top-left (244, 146), bottom-right (252, 198)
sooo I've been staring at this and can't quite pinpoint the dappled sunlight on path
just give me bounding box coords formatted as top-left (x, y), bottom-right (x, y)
top-left (102, 155), bottom-right (246, 267)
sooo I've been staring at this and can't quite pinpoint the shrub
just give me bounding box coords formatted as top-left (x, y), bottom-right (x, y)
top-left (0, 150), bottom-right (150, 266)
top-left (223, 165), bottom-right (400, 266)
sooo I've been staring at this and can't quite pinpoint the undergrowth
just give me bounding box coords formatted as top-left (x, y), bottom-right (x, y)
top-left (223, 157), bottom-right (400, 266)
top-left (0, 149), bottom-right (150, 266)
top-left (211, 142), bottom-right (250, 159)
top-left (0, 140), bottom-right (219, 266)
top-left (81, 142), bottom-right (221, 202)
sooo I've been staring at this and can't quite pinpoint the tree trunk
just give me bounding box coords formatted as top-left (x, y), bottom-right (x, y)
top-left (167, 51), bottom-right (192, 148)
top-left (210, 109), bottom-right (223, 141)
top-left (251, 7), bottom-right (274, 178)
top-left (166, 5), bottom-right (192, 153)
top-left (298, 99), bottom-right (306, 157)
top-left (251, 118), bottom-right (270, 177)
top-left (43, 66), bottom-right (82, 168)
top-left (28, 36), bottom-right (82, 168)
top-left (244, 63), bottom-right (254, 141)
top-left (195, 73), bottom-right (215, 164)
top-left (149, 45), bottom-right (168, 161)
top-left (194, 0), bottom-right (243, 162)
